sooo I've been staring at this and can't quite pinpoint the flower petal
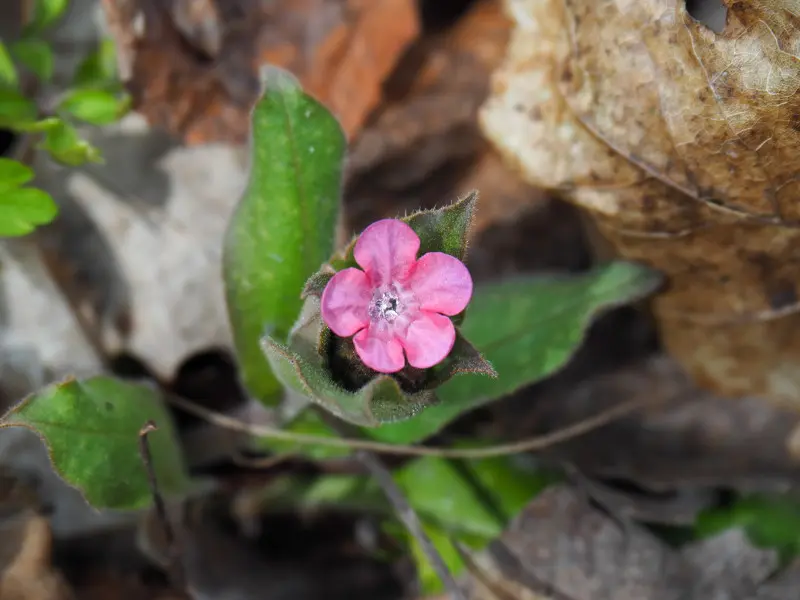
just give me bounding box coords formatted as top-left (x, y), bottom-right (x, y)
top-left (407, 252), bottom-right (472, 315)
top-left (320, 268), bottom-right (371, 337)
top-left (354, 219), bottom-right (420, 286)
top-left (354, 327), bottom-right (405, 373)
top-left (400, 311), bottom-right (456, 369)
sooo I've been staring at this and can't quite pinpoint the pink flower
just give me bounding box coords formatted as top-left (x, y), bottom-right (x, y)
top-left (320, 219), bottom-right (473, 373)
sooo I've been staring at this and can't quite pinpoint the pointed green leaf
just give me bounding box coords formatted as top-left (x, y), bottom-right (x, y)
top-left (0, 187), bottom-right (58, 237)
top-left (0, 376), bottom-right (192, 509)
top-left (0, 89), bottom-right (38, 128)
top-left (369, 261), bottom-right (662, 443)
top-left (0, 41), bottom-right (19, 89)
top-left (396, 454), bottom-right (560, 594)
top-left (73, 38), bottom-right (118, 88)
top-left (422, 332), bottom-right (497, 390)
top-left (406, 522), bottom-right (467, 595)
top-left (0, 158), bottom-right (33, 190)
top-left (58, 89), bottom-right (127, 125)
top-left (405, 190), bottom-right (477, 259)
top-left (301, 268), bottom-right (335, 299)
top-left (40, 120), bottom-right (102, 166)
top-left (261, 297), bottom-right (435, 426)
top-left (224, 67), bottom-right (345, 405)
top-left (327, 192), bottom-right (477, 273)
top-left (26, 0), bottom-right (69, 34)
top-left (12, 38), bottom-right (54, 82)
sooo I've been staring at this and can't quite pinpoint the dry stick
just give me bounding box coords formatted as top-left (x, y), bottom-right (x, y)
top-left (167, 393), bottom-right (659, 459)
top-left (138, 421), bottom-right (187, 592)
top-left (362, 449), bottom-right (466, 600)
top-left (322, 413), bottom-right (466, 600)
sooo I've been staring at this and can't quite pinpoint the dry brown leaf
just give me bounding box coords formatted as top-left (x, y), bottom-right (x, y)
top-left (101, 0), bottom-right (418, 144)
top-left (492, 355), bottom-right (800, 490)
top-left (348, 0), bottom-right (512, 179)
top-left (463, 485), bottom-right (777, 600)
top-left (480, 0), bottom-right (800, 407)
top-left (345, 0), bottom-right (552, 242)
top-left (0, 514), bottom-right (72, 600)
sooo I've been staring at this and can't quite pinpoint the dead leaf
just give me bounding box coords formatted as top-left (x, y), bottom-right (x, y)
top-left (0, 114), bottom-right (249, 385)
top-left (493, 355), bottom-right (800, 491)
top-left (348, 0), bottom-right (511, 178)
top-left (0, 513), bottom-right (73, 600)
top-left (345, 0), bottom-right (552, 243)
top-left (463, 485), bottom-right (778, 600)
top-left (137, 499), bottom-right (402, 600)
top-left (101, 0), bottom-right (419, 144)
top-left (480, 0), bottom-right (800, 408)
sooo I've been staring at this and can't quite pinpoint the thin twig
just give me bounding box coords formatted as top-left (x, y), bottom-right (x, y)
top-left (138, 421), bottom-right (186, 591)
top-left (323, 414), bottom-right (466, 600)
top-left (166, 393), bottom-right (660, 458)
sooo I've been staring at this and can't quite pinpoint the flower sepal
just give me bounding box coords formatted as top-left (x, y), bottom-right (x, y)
top-left (261, 294), bottom-right (496, 427)
top-left (261, 296), bottom-right (438, 426)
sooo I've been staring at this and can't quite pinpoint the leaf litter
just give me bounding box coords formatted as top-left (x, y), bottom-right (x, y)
top-left (5, 0), bottom-right (800, 598)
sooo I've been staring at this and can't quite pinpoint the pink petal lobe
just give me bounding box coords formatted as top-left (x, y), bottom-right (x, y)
top-left (407, 252), bottom-right (472, 315)
top-left (354, 219), bottom-right (420, 286)
top-left (320, 268), bottom-right (371, 337)
top-left (354, 327), bottom-right (405, 373)
top-left (401, 311), bottom-right (456, 369)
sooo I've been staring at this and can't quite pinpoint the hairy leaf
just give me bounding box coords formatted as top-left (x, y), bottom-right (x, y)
top-left (0, 377), bottom-right (191, 509)
top-left (329, 190), bottom-right (477, 272)
top-left (261, 297), bottom-right (435, 426)
top-left (224, 67), bottom-right (345, 405)
top-left (370, 261), bottom-right (662, 443)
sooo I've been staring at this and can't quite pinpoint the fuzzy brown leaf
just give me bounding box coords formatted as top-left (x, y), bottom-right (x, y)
top-left (481, 0), bottom-right (800, 408)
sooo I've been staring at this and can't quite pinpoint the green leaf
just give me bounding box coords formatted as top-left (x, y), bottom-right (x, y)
top-left (0, 376), bottom-right (192, 509)
top-left (328, 191), bottom-right (477, 273)
top-left (0, 187), bottom-right (58, 237)
top-left (370, 261), bottom-right (663, 443)
top-left (396, 456), bottom-right (557, 539)
top-left (223, 67), bottom-right (346, 405)
top-left (0, 89), bottom-right (38, 128)
top-left (12, 38), bottom-right (54, 82)
top-left (406, 522), bottom-right (466, 595)
top-left (261, 297), bottom-right (435, 426)
top-left (695, 494), bottom-right (800, 562)
top-left (59, 89), bottom-right (126, 125)
top-left (0, 41), bottom-right (19, 89)
top-left (0, 157), bottom-right (34, 190)
top-left (406, 190), bottom-right (477, 259)
top-left (396, 455), bottom-right (560, 595)
top-left (13, 116), bottom-right (60, 133)
top-left (73, 38), bottom-right (118, 88)
top-left (26, 0), bottom-right (69, 34)
top-left (256, 473), bottom-right (385, 513)
top-left (40, 120), bottom-right (102, 166)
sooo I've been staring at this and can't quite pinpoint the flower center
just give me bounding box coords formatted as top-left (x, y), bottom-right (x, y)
top-left (369, 286), bottom-right (404, 323)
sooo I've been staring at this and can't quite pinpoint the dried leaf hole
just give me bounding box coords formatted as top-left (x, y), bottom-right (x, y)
top-left (685, 0), bottom-right (727, 33)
